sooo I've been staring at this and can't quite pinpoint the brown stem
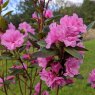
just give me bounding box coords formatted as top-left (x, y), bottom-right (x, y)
top-left (18, 75), bottom-right (23, 95)
top-left (39, 80), bottom-right (42, 95)
top-left (2, 78), bottom-right (8, 95)
top-left (56, 86), bottom-right (59, 95)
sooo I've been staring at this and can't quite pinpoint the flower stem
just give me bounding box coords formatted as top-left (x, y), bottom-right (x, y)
top-left (56, 86), bottom-right (59, 95)
top-left (18, 75), bottom-right (23, 95)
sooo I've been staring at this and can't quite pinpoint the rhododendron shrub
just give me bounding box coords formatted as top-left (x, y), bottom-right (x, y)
top-left (0, 0), bottom-right (93, 95)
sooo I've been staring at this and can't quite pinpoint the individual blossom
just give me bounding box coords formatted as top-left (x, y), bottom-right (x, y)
top-left (8, 23), bottom-right (16, 30)
top-left (64, 57), bottom-right (81, 77)
top-left (44, 9), bottom-right (53, 18)
top-left (32, 12), bottom-right (38, 20)
top-left (45, 22), bottom-right (78, 48)
top-left (88, 69), bottom-right (95, 88)
top-left (51, 62), bottom-right (62, 74)
top-left (45, 22), bottom-right (59, 48)
top-left (18, 22), bottom-right (35, 36)
top-left (11, 63), bottom-right (27, 70)
top-left (60, 13), bottom-right (87, 34)
top-left (42, 91), bottom-right (49, 95)
top-left (34, 82), bottom-right (40, 93)
top-left (22, 54), bottom-right (30, 60)
top-left (40, 69), bottom-right (65, 89)
top-left (37, 58), bottom-right (48, 68)
top-left (5, 75), bottom-right (15, 84)
top-left (0, 78), bottom-right (3, 87)
top-left (37, 57), bottom-right (53, 68)
top-left (65, 78), bottom-right (74, 85)
top-left (1, 29), bottom-right (24, 50)
top-left (26, 41), bottom-right (32, 49)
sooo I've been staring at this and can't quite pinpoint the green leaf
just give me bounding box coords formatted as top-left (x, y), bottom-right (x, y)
top-left (29, 39), bottom-right (40, 48)
top-left (31, 48), bottom-right (58, 58)
top-left (45, 15), bottom-right (62, 24)
top-left (2, 0), bottom-right (9, 8)
top-left (0, 16), bottom-right (8, 30)
top-left (28, 32), bottom-right (38, 41)
top-left (37, 40), bottom-right (46, 47)
top-left (1, 52), bottom-right (13, 57)
top-left (3, 11), bottom-right (13, 17)
top-left (87, 21), bottom-right (95, 31)
top-left (18, 45), bottom-right (26, 53)
top-left (73, 46), bottom-right (88, 51)
top-left (0, 56), bottom-right (15, 60)
top-left (10, 68), bottom-right (24, 75)
top-left (28, 64), bottom-right (38, 69)
top-left (64, 47), bottom-right (83, 59)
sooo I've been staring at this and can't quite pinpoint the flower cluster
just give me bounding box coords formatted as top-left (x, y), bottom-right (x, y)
top-left (45, 14), bottom-right (87, 48)
top-left (1, 22), bottom-right (35, 50)
top-left (88, 69), bottom-right (95, 88)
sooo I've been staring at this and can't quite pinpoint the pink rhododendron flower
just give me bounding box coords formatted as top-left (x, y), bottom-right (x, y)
top-left (45, 22), bottom-right (78, 48)
top-left (65, 78), bottom-right (74, 85)
top-left (40, 69), bottom-right (65, 88)
top-left (6, 76), bottom-right (15, 84)
top-left (19, 22), bottom-right (35, 36)
top-left (35, 82), bottom-right (40, 93)
top-left (42, 91), bottom-right (49, 95)
top-left (60, 13), bottom-right (87, 34)
top-left (51, 62), bottom-right (62, 74)
top-left (64, 57), bottom-right (80, 77)
top-left (88, 69), bottom-right (95, 88)
top-left (32, 12), bottom-right (38, 19)
top-left (0, 78), bottom-right (3, 87)
top-left (37, 57), bottom-right (52, 68)
top-left (44, 9), bottom-right (53, 18)
top-left (11, 63), bottom-right (27, 70)
top-left (8, 23), bottom-right (16, 30)
top-left (45, 14), bottom-right (86, 48)
top-left (22, 54), bottom-right (30, 60)
top-left (26, 41), bottom-right (32, 49)
top-left (45, 22), bottom-right (59, 48)
top-left (37, 58), bottom-right (48, 68)
top-left (50, 77), bottom-right (66, 89)
top-left (1, 29), bottom-right (24, 50)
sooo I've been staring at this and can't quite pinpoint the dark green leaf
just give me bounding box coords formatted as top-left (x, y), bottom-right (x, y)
top-left (64, 47), bottom-right (83, 59)
top-left (0, 16), bottom-right (8, 30)
top-left (45, 15), bottom-right (62, 24)
top-left (29, 39), bottom-right (40, 48)
top-left (28, 64), bottom-right (38, 69)
top-left (19, 45), bottom-right (26, 53)
top-left (3, 11), bottom-right (13, 17)
top-left (10, 68), bottom-right (24, 75)
top-left (37, 40), bottom-right (46, 47)
top-left (28, 32), bottom-right (38, 41)
top-left (73, 46), bottom-right (88, 51)
top-left (31, 48), bottom-right (58, 58)
top-left (1, 52), bottom-right (13, 57)
top-left (2, 0), bottom-right (9, 8)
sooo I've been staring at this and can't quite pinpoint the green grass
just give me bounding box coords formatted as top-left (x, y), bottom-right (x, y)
top-left (0, 39), bottom-right (95, 95)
